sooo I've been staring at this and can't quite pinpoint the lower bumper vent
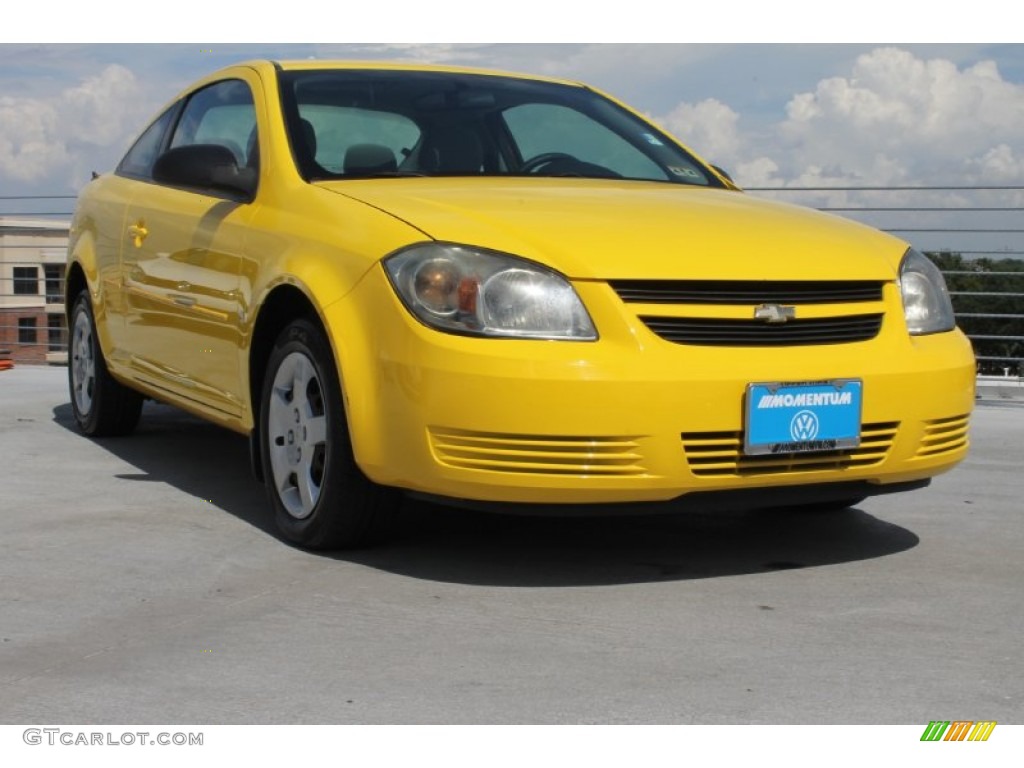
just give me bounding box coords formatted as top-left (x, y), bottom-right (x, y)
top-left (429, 428), bottom-right (648, 476)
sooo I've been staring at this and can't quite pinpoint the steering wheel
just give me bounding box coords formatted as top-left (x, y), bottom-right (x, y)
top-left (519, 152), bottom-right (578, 174)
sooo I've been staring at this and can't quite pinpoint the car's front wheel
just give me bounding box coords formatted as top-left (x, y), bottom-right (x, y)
top-left (260, 318), bottom-right (398, 549)
top-left (68, 291), bottom-right (143, 436)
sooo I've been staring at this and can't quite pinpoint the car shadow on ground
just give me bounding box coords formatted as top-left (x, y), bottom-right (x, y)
top-left (53, 400), bottom-right (919, 588)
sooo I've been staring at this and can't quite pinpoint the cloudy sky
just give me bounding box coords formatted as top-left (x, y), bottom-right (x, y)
top-left (2, 27), bottom-right (1022, 254)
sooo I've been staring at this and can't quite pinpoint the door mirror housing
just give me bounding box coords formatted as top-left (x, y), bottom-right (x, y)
top-left (711, 164), bottom-right (735, 184)
top-left (153, 144), bottom-right (257, 201)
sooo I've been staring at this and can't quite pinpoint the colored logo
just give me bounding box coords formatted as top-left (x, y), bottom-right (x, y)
top-left (790, 410), bottom-right (820, 441)
top-left (920, 721), bottom-right (996, 742)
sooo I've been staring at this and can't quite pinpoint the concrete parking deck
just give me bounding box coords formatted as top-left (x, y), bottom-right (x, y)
top-left (1, 365), bottom-right (1021, 724)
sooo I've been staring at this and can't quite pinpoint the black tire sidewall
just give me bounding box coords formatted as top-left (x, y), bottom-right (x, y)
top-left (68, 291), bottom-right (142, 436)
top-left (69, 294), bottom-right (102, 434)
top-left (260, 319), bottom-right (352, 547)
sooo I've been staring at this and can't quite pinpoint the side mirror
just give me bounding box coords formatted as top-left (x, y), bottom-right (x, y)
top-left (152, 144), bottom-right (257, 201)
top-left (711, 165), bottom-right (735, 184)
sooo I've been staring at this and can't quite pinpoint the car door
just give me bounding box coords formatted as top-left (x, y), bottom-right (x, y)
top-left (121, 78), bottom-right (258, 419)
top-left (79, 103), bottom-right (181, 369)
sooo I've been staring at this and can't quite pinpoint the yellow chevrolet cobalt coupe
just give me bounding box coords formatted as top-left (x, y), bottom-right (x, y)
top-left (67, 61), bottom-right (975, 548)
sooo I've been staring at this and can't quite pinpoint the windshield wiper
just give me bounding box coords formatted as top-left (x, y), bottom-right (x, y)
top-left (308, 170), bottom-right (429, 181)
top-left (344, 170), bottom-right (428, 179)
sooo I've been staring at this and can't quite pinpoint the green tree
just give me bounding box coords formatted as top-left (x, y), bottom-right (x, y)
top-left (926, 251), bottom-right (1024, 375)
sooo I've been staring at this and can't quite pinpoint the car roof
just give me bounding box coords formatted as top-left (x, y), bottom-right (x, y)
top-left (246, 59), bottom-right (585, 89)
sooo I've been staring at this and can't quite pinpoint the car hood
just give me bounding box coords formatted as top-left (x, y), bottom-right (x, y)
top-left (319, 178), bottom-right (906, 281)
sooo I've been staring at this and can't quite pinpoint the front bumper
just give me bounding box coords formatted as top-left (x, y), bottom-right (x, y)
top-left (327, 269), bottom-right (975, 507)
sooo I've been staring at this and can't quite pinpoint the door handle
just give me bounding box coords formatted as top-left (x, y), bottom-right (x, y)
top-left (127, 223), bottom-right (148, 247)
top-left (172, 295), bottom-right (197, 308)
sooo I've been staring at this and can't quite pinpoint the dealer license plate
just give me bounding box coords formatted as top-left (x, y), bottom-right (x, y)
top-left (744, 380), bottom-right (862, 456)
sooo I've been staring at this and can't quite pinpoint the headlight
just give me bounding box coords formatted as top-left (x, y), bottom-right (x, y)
top-left (384, 243), bottom-right (597, 340)
top-left (899, 248), bottom-right (956, 335)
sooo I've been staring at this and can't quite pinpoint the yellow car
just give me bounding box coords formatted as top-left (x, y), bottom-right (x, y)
top-left (66, 60), bottom-right (975, 548)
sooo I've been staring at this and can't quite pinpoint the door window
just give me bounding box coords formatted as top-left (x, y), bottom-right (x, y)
top-left (170, 80), bottom-right (258, 168)
top-left (117, 104), bottom-right (179, 179)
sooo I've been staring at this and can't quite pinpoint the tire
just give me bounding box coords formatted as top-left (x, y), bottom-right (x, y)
top-left (260, 318), bottom-right (399, 549)
top-left (68, 291), bottom-right (143, 436)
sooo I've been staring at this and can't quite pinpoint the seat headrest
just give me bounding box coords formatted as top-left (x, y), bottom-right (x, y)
top-left (344, 143), bottom-right (398, 175)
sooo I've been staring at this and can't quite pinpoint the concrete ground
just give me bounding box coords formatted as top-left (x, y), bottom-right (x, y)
top-left (1, 365), bottom-right (1021, 724)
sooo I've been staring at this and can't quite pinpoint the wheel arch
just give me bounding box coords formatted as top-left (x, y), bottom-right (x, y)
top-left (65, 254), bottom-right (116, 364)
top-left (65, 262), bottom-right (88, 320)
top-left (248, 282), bottom-right (362, 483)
top-left (65, 218), bottom-right (101, 315)
top-left (65, 228), bottom-right (112, 357)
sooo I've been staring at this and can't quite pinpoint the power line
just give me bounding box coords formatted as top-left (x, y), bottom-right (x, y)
top-left (883, 228), bottom-right (1024, 234)
top-left (951, 251), bottom-right (1024, 255)
top-left (820, 207), bottom-right (1024, 212)
top-left (748, 185), bottom-right (1024, 192)
top-left (0, 195), bottom-right (77, 200)
top-left (0, 212), bottom-right (74, 217)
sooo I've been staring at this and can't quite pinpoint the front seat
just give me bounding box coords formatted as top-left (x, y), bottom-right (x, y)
top-left (295, 118), bottom-right (330, 178)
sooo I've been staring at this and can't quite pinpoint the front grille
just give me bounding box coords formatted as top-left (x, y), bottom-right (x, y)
top-left (682, 421), bottom-right (899, 477)
top-left (610, 280), bottom-right (886, 305)
top-left (429, 428), bottom-right (648, 476)
top-left (639, 314), bottom-right (884, 346)
top-left (915, 414), bottom-right (970, 458)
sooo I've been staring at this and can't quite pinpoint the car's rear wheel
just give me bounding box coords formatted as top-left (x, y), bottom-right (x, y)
top-left (68, 291), bottom-right (143, 436)
top-left (260, 318), bottom-right (398, 549)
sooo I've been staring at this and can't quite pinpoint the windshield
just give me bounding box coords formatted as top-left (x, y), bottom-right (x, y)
top-left (277, 69), bottom-right (721, 187)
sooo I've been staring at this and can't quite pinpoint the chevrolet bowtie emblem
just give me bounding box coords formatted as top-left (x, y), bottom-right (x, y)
top-left (754, 304), bottom-right (797, 323)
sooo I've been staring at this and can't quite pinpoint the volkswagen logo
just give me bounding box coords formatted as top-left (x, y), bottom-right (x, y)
top-left (790, 410), bottom-right (820, 441)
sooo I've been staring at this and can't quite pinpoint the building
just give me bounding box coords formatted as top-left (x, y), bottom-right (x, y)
top-left (0, 218), bottom-right (70, 365)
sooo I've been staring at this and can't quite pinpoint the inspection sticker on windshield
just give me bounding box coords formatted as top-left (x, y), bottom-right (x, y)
top-left (668, 166), bottom-right (702, 180)
top-left (744, 380), bottom-right (862, 455)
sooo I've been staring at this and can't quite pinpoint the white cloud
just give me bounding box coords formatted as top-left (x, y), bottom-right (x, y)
top-left (0, 64), bottom-right (145, 187)
top-left (655, 97), bottom-right (789, 189)
top-left (734, 157), bottom-right (782, 188)
top-left (658, 98), bottom-right (741, 162)
top-left (777, 47), bottom-right (1024, 186)
top-left (0, 95), bottom-right (67, 181)
top-left (61, 64), bottom-right (144, 146)
top-left (652, 45), bottom-right (1024, 215)
top-left (970, 144), bottom-right (1024, 180)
